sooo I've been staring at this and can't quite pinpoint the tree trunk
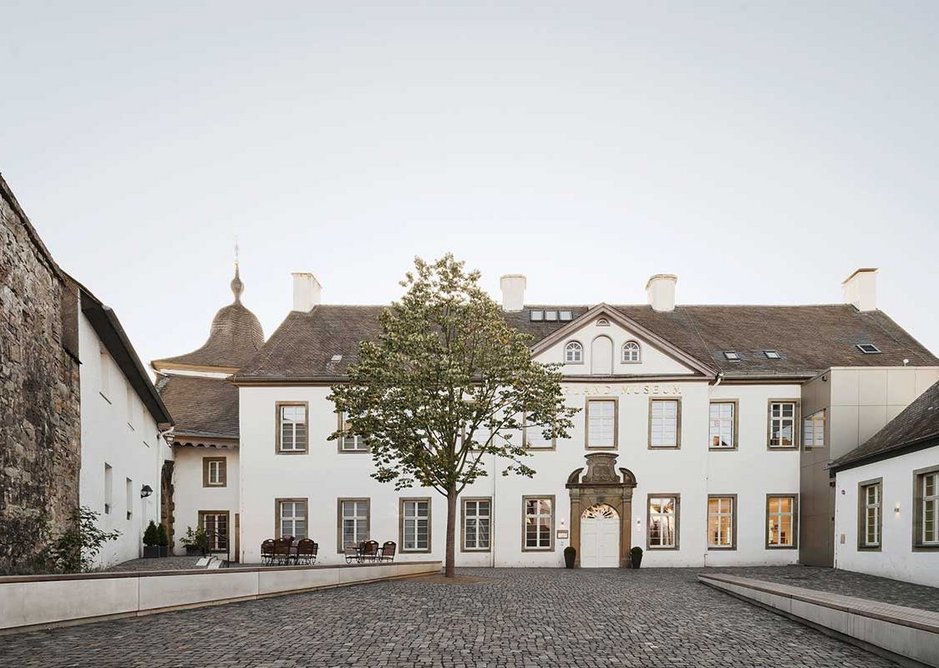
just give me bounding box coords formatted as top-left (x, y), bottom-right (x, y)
top-left (445, 488), bottom-right (457, 577)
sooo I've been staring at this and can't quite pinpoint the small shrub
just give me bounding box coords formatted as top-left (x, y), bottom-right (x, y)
top-left (51, 507), bottom-right (121, 572)
top-left (143, 521), bottom-right (159, 547)
top-left (156, 523), bottom-right (169, 547)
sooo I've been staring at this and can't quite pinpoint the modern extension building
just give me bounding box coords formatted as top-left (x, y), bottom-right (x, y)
top-left (152, 265), bottom-right (937, 571)
top-left (830, 380), bottom-right (939, 587)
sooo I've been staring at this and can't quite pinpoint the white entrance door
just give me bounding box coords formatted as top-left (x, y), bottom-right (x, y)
top-left (580, 504), bottom-right (620, 568)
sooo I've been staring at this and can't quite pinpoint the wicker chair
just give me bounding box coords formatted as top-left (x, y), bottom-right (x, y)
top-left (295, 538), bottom-right (318, 565)
top-left (378, 541), bottom-right (397, 562)
top-left (272, 537), bottom-right (294, 565)
top-left (361, 540), bottom-right (380, 562)
top-left (344, 544), bottom-right (361, 564)
top-left (261, 539), bottom-right (276, 565)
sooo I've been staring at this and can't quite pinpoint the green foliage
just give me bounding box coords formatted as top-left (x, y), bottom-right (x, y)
top-left (156, 523), bottom-right (169, 547)
top-left (180, 526), bottom-right (210, 555)
top-left (143, 521), bottom-right (160, 547)
top-left (564, 545), bottom-right (576, 557)
top-left (329, 254), bottom-right (577, 496)
top-left (50, 506), bottom-right (121, 573)
top-left (630, 546), bottom-right (643, 555)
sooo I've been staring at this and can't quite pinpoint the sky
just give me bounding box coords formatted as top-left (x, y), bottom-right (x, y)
top-left (2, 1), bottom-right (937, 369)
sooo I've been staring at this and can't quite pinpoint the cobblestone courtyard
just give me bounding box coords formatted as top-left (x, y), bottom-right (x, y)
top-left (0, 568), bottom-right (896, 667)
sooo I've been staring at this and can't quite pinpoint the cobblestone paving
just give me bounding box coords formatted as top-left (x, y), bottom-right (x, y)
top-left (706, 565), bottom-right (939, 613)
top-left (0, 568), bottom-right (896, 667)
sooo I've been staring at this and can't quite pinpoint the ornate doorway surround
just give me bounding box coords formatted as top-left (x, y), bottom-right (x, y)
top-left (566, 453), bottom-right (637, 568)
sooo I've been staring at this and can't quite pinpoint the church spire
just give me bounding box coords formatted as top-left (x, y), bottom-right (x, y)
top-left (230, 239), bottom-right (243, 303)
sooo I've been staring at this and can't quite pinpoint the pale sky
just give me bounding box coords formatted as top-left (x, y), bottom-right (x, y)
top-left (2, 1), bottom-right (937, 369)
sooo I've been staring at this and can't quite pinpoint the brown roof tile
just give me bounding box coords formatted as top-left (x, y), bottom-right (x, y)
top-left (155, 375), bottom-right (238, 438)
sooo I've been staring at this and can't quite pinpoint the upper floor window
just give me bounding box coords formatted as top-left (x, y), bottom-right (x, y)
top-left (524, 415), bottom-right (555, 450)
top-left (338, 412), bottom-right (368, 452)
top-left (914, 467), bottom-right (939, 548)
top-left (622, 341), bottom-right (641, 363)
top-left (564, 341), bottom-right (583, 364)
top-left (586, 398), bottom-right (617, 449)
top-left (590, 336), bottom-right (614, 375)
top-left (803, 410), bottom-right (826, 449)
top-left (648, 399), bottom-right (680, 449)
top-left (709, 401), bottom-right (737, 449)
top-left (277, 403), bottom-right (308, 453)
top-left (768, 401), bottom-right (798, 449)
top-left (203, 457), bottom-right (227, 487)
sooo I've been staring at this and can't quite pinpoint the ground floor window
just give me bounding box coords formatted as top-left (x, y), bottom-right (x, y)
top-left (766, 495), bottom-right (797, 547)
top-left (199, 511), bottom-right (229, 551)
top-left (523, 496), bottom-right (554, 550)
top-left (339, 498), bottom-right (369, 551)
top-left (462, 498), bottom-right (491, 551)
top-left (647, 495), bottom-right (679, 549)
top-left (914, 467), bottom-right (939, 547)
top-left (858, 480), bottom-right (882, 549)
top-left (707, 496), bottom-right (735, 549)
top-left (400, 498), bottom-right (431, 552)
top-left (277, 499), bottom-right (307, 539)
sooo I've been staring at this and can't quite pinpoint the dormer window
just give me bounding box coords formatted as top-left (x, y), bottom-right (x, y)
top-left (544, 310), bottom-right (558, 321)
top-left (856, 343), bottom-right (881, 354)
top-left (723, 351), bottom-right (741, 361)
top-left (559, 310), bottom-right (573, 321)
top-left (564, 341), bottom-right (584, 364)
top-left (530, 310), bottom-right (544, 321)
top-left (596, 318), bottom-right (610, 327)
top-left (763, 350), bottom-right (781, 360)
top-left (622, 341), bottom-right (641, 363)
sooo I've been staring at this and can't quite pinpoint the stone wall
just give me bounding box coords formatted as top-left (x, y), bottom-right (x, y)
top-left (0, 178), bottom-right (82, 574)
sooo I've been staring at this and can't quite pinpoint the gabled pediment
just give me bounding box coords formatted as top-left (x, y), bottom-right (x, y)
top-left (530, 304), bottom-right (715, 377)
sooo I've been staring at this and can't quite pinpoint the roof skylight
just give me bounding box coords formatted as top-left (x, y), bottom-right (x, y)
top-left (856, 343), bottom-right (881, 354)
top-left (544, 310), bottom-right (558, 321)
top-left (559, 310), bottom-right (573, 321)
top-left (763, 350), bottom-right (781, 359)
top-left (723, 351), bottom-right (741, 361)
top-left (530, 310), bottom-right (544, 321)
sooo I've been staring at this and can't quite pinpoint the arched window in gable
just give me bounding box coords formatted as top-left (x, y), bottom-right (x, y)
top-left (590, 336), bottom-right (614, 375)
top-left (564, 341), bottom-right (583, 364)
top-left (622, 341), bottom-right (641, 364)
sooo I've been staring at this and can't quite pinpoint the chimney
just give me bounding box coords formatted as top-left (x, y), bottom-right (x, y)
top-left (500, 274), bottom-right (526, 312)
top-left (292, 272), bottom-right (322, 312)
top-left (842, 268), bottom-right (877, 312)
top-left (646, 274), bottom-right (677, 312)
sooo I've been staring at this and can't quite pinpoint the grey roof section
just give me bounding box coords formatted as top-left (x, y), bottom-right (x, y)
top-left (831, 381), bottom-right (939, 472)
top-left (155, 374), bottom-right (238, 439)
top-left (233, 303), bottom-right (937, 381)
top-left (153, 268), bottom-right (264, 371)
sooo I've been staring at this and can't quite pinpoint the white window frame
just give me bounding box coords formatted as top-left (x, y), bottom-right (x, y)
top-left (767, 495), bottom-right (797, 548)
top-left (338, 411), bottom-right (368, 452)
top-left (207, 459), bottom-right (224, 485)
top-left (860, 481), bottom-right (881, 548)
top-left (277, 403), bottom-right (308, 453)
top-left (647, 495), bottom-right (679, 549)
top-left (523, 496), bottom-right (554, 551)
top-left (401, 498), bottom-right (431, 552)
top-left (278, 499), bottom-right (307, 539)
top-left (919, 471), bottom-right (939, 546)
top-left (462, 498), bottom-right (491, 552)
top-left (707, 496), bottom-right (735, 549)
top-left (768, 401), bottom-right (798, 449)
top-left (339, 498), bottom-right (369, 551)
top-left (709, 401), bottom-right (736, 449)
top-left (200, 511), bottom-right (229, 552)
top-left (586, 398), bottom-right (617, 449)
top-left (803, 410), bottom-right (826, 449)
top-left (622, 341), bottom-right (641, 363)
top-left (649, 398), bottom-right (680, 449)
top-left (564, 341), bottom-right (584, 364)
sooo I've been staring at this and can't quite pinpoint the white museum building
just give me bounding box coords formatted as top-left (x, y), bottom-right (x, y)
top-left (154, 266), bottom-right (938, 573)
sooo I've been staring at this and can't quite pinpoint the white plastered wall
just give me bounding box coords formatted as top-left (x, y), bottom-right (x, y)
top-left (172, 446), bottom-right (239, 560)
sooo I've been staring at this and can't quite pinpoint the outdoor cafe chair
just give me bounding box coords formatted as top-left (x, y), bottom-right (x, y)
top-left (272, 537), bottom-right (294, 565)
top-left (361, 540), bottom-right (380, 562)
top-left (260, 539), bottom-right (276, 565)
top-left (295, 538), bottom-right (318, 565)
top-left (378, 541), bottom-right (396, 562)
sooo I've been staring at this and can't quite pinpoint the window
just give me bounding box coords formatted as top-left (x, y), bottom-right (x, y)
top-left (590, 336), bottom-right (614, 374)
top-left (803, 410), bottom-right (826, 449)
top-left (462, 498), bottom-right (491, 551)
top-left (648, 399), bottom-right (680, 449)
top-left (914, 467), bottom-right (939, 548)
top-left (622, 341), bottom-right (641, 363)
top-left (338, 412), bottom-right (368, 452)
top-left (723, 351), bottom-right (740, 361)
top-left (523, 415), bottom-right (555, 449)
top-left (768, 401), bottom-right (798, 449)
top-left (203, 457), bottom-right (227, 487)
top-left (544, 310), bottom-right (558, 321)
top-left (708, 496), bottom-right (735, 549)
top-left (400, 498), bottom-right (431, 552)
top-left (647, 495), bottom-right (679, 549)
top-left (858, 480), bottom-right (882, 549)
top-left (564, 341), bottom-right (583, 364)
top-left (586, 398), bottom-right (617, 449)
top-left (709, 401), bottom-right (736, 449)
top-left (766, 495), bottom-right (797, 548)
top-left (529, 310), bottom-right (544, 322)
top-left (596, 318), bottom-right (610, 327)
top-left (277, 403), bottom-right (308, 453)
top-left (523, 496), bottom-right (554, 550)
top-left (763, 350), bottom-right (781, 359)
top-left (200, 511), bottom-right (229, 552)
top-left (856, 343), bottom-right (881, 354)
top-left (339, 498), bottom-right (369, 551)
top-left (559, 310), bottom-right (573, 321)
top-left (125, 478), bottom-right (133, 521)
top-left (277, 499), bottom-right (307, 538)
top-left (104, 463), bottom-right (113, 515)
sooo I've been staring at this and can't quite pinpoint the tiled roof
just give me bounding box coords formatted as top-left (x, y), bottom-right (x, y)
top-left (155, 375), bottom-right (239, 439)
top-left (831, 380), bottom-right (939, 471)
top-left (233, 303), bottom-right (937, 381)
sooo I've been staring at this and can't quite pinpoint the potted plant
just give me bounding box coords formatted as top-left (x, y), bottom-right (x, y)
top-left (630, 546), bottom-right (643, 569)
top-left (180, 526), bottom-right (210, 556)
top-left (156, 523), bottom-right (169, 557)
top-left (143, 521), bottom-right (161, 558)
top-left (563, 545), bottom-right (576, 569)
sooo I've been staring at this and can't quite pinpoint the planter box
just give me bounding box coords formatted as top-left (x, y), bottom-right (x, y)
top-left (143, 546), bottom-right (162, 559)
